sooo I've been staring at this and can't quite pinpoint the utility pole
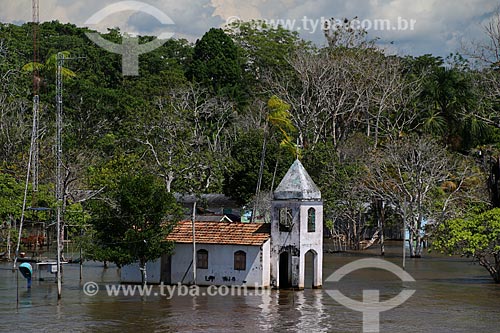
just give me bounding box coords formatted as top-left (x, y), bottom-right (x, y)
top-left (56, 52), bottom-right (64, 299)
top-left (191, 201), bottom-right (197, 285)
top-left (252, 135), bottom-right (267, 223)
top-left (54, 50), bottom-right (81, 299)
top-left (32, 0), bottom-right (40, 193)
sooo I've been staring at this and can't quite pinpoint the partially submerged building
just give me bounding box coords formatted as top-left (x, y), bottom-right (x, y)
top-left (121, 159), bottom-right (323, 289)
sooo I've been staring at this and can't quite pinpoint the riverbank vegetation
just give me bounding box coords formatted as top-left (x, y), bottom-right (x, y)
top-left (1, 13), bottom-right (500, 281)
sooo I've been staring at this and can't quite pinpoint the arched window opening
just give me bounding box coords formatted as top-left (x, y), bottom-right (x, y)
top-left (197, 249), bottom-right (208, 269)
top-left (234, 250), bottom-right (246, 270)
top-left (308, 207), bottom-right (316, 232)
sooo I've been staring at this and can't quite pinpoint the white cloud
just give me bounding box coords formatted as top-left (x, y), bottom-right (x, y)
top-left (0, 0), bottom-right (497, 56)
top-left (0, 0), bottom-right (223, 41)
top-left (210, 0), bottom-right (498, 56)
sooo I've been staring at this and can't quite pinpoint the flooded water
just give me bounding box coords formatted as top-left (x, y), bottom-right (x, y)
top-left (1, 242), bottom-right (499, 332)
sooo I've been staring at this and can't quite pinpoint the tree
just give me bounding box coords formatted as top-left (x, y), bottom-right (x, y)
top-left (270, 44), bottom-right (418, 149)
top-left (407, 54), bottom-right (492, 151)
top-left (433, 207), bottom-right (500, 283)
top-left (224, 128), bottom-right (292, 205)
top-left (324, 17), bottom-right (376, 49)
top-left (367, 135), bottom-right (452, 257)
top-left (137, 84), bottom-right (234, 193)
top-left (22, 50), bottom-right (77, 89)
top-left (226, 20), bottom-right (307, 91)
top-left (188, 28), bottom-right (245, 102)
top-left (0, 44), bottom-right (30, 171)
top-left (251, 96), bottom-right (296, 221)
top-left (86, 173), bottom-right (182, 284)
top-left (303, 134), bottom-right (373, 250)
top-left (0, 172), bottom-right (22, 259)
top-left (463, 6), bottom-right (500, 68)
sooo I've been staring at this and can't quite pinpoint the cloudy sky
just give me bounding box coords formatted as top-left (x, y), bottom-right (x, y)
top-left (0, 0), bottom-right (497, 57)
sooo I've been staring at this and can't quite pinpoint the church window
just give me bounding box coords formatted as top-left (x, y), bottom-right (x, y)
top-left (308, 207), bottom-right (316, 232)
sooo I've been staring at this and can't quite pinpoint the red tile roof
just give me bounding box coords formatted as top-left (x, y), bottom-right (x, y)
top-left (166, 221), bottom-right (270, 246)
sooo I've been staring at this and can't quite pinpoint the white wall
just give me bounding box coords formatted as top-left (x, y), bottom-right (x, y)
top-left (270, 200), bottom-right (323, 289)
top-left (261, 240), bottom-right (271, 286)
top-left (299, 203), bottom-right (323, 288)
top-left (170, 242), bottom-right (269, 287)
top-left (120, 258), bottom-right (161, 284)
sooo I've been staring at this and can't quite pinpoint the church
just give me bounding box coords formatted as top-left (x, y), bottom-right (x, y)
top-left (121, 159), bottom-right (323, 289)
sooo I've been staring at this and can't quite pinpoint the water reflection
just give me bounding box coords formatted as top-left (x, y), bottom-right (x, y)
top-left (258, 289), bottom-right (273, 331)
top-left (1, 244), bottom-right (499, 332)
top-left (296, 290), bottom-right (326, 332)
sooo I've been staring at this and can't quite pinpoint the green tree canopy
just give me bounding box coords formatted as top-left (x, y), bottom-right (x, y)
top-left (188, 28), bottom-right (246, 101)
top-left (86, 173), bottom-right (183, 282)
top-left (433, 207), bottom-right (500, 283)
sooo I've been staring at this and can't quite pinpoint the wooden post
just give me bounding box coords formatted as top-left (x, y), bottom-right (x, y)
top-left (79, 225), bottom-right (83, 281)
top-left (191, 201), bottom-right (197, 285)
top-left (380, 200), bottom-right (385, 256)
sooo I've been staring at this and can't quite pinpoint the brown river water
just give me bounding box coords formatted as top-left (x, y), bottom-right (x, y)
top-left (1, 241), bottom-right (499, 332)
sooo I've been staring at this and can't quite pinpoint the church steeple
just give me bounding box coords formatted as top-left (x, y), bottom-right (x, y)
top-left (270, 159), bottom-right (323, 289)
top-left (274, 159), bottom-right (321, 200)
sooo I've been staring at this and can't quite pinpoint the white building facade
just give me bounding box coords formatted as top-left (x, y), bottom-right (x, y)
top-left (270, 159), bottom-right (323, 289)
top-left (121, 160), bottom-right (323, 289)
top-left (121, 221), bottom-right (271, 287)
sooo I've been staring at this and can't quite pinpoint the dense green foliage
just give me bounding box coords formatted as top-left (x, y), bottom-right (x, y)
top-left (433, 208), bottom-right (500, 283)
top-left (85, 173), bottom-right (182, 271)
top-left (188, 28), bottom-right (246, 103)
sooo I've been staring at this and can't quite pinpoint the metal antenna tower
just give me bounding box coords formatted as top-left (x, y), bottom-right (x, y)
top-left (13, 0), bottom-right (40, 270)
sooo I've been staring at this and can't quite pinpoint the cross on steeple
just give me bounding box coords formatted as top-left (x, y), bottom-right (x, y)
top-left (296, 137), bottom-right (303, 160)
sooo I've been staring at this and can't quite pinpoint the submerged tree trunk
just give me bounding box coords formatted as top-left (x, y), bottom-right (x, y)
top-left (376, 200), bottom-right (385, 256)
top-left (408, 228), bottom-right (415, 257)
top-left (6, 215), bottom-right (12, 260)
top-left (478, 255), bottom-right (500, 283)
top-left (140, 258), bottom-right (147, 286)
top-left (409, 230), bottom-right (424, 258)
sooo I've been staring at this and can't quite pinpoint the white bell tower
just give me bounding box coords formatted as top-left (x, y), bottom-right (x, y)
top-left (270, 159), bottom-right (323, 289)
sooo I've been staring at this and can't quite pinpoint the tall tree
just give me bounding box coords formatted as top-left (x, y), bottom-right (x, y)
top-left (86, 173), bottom-right (182, 284)
top-left (226, 20), bottom-right (307, 91)
top-left (367, 135), bottom-right (452, 257)
top-left (188, 28), bottom-right (245, 102)
top-left (270, 46), bottom-right (417, 149)
top-left (138, 84), bottom-right (234, 193)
